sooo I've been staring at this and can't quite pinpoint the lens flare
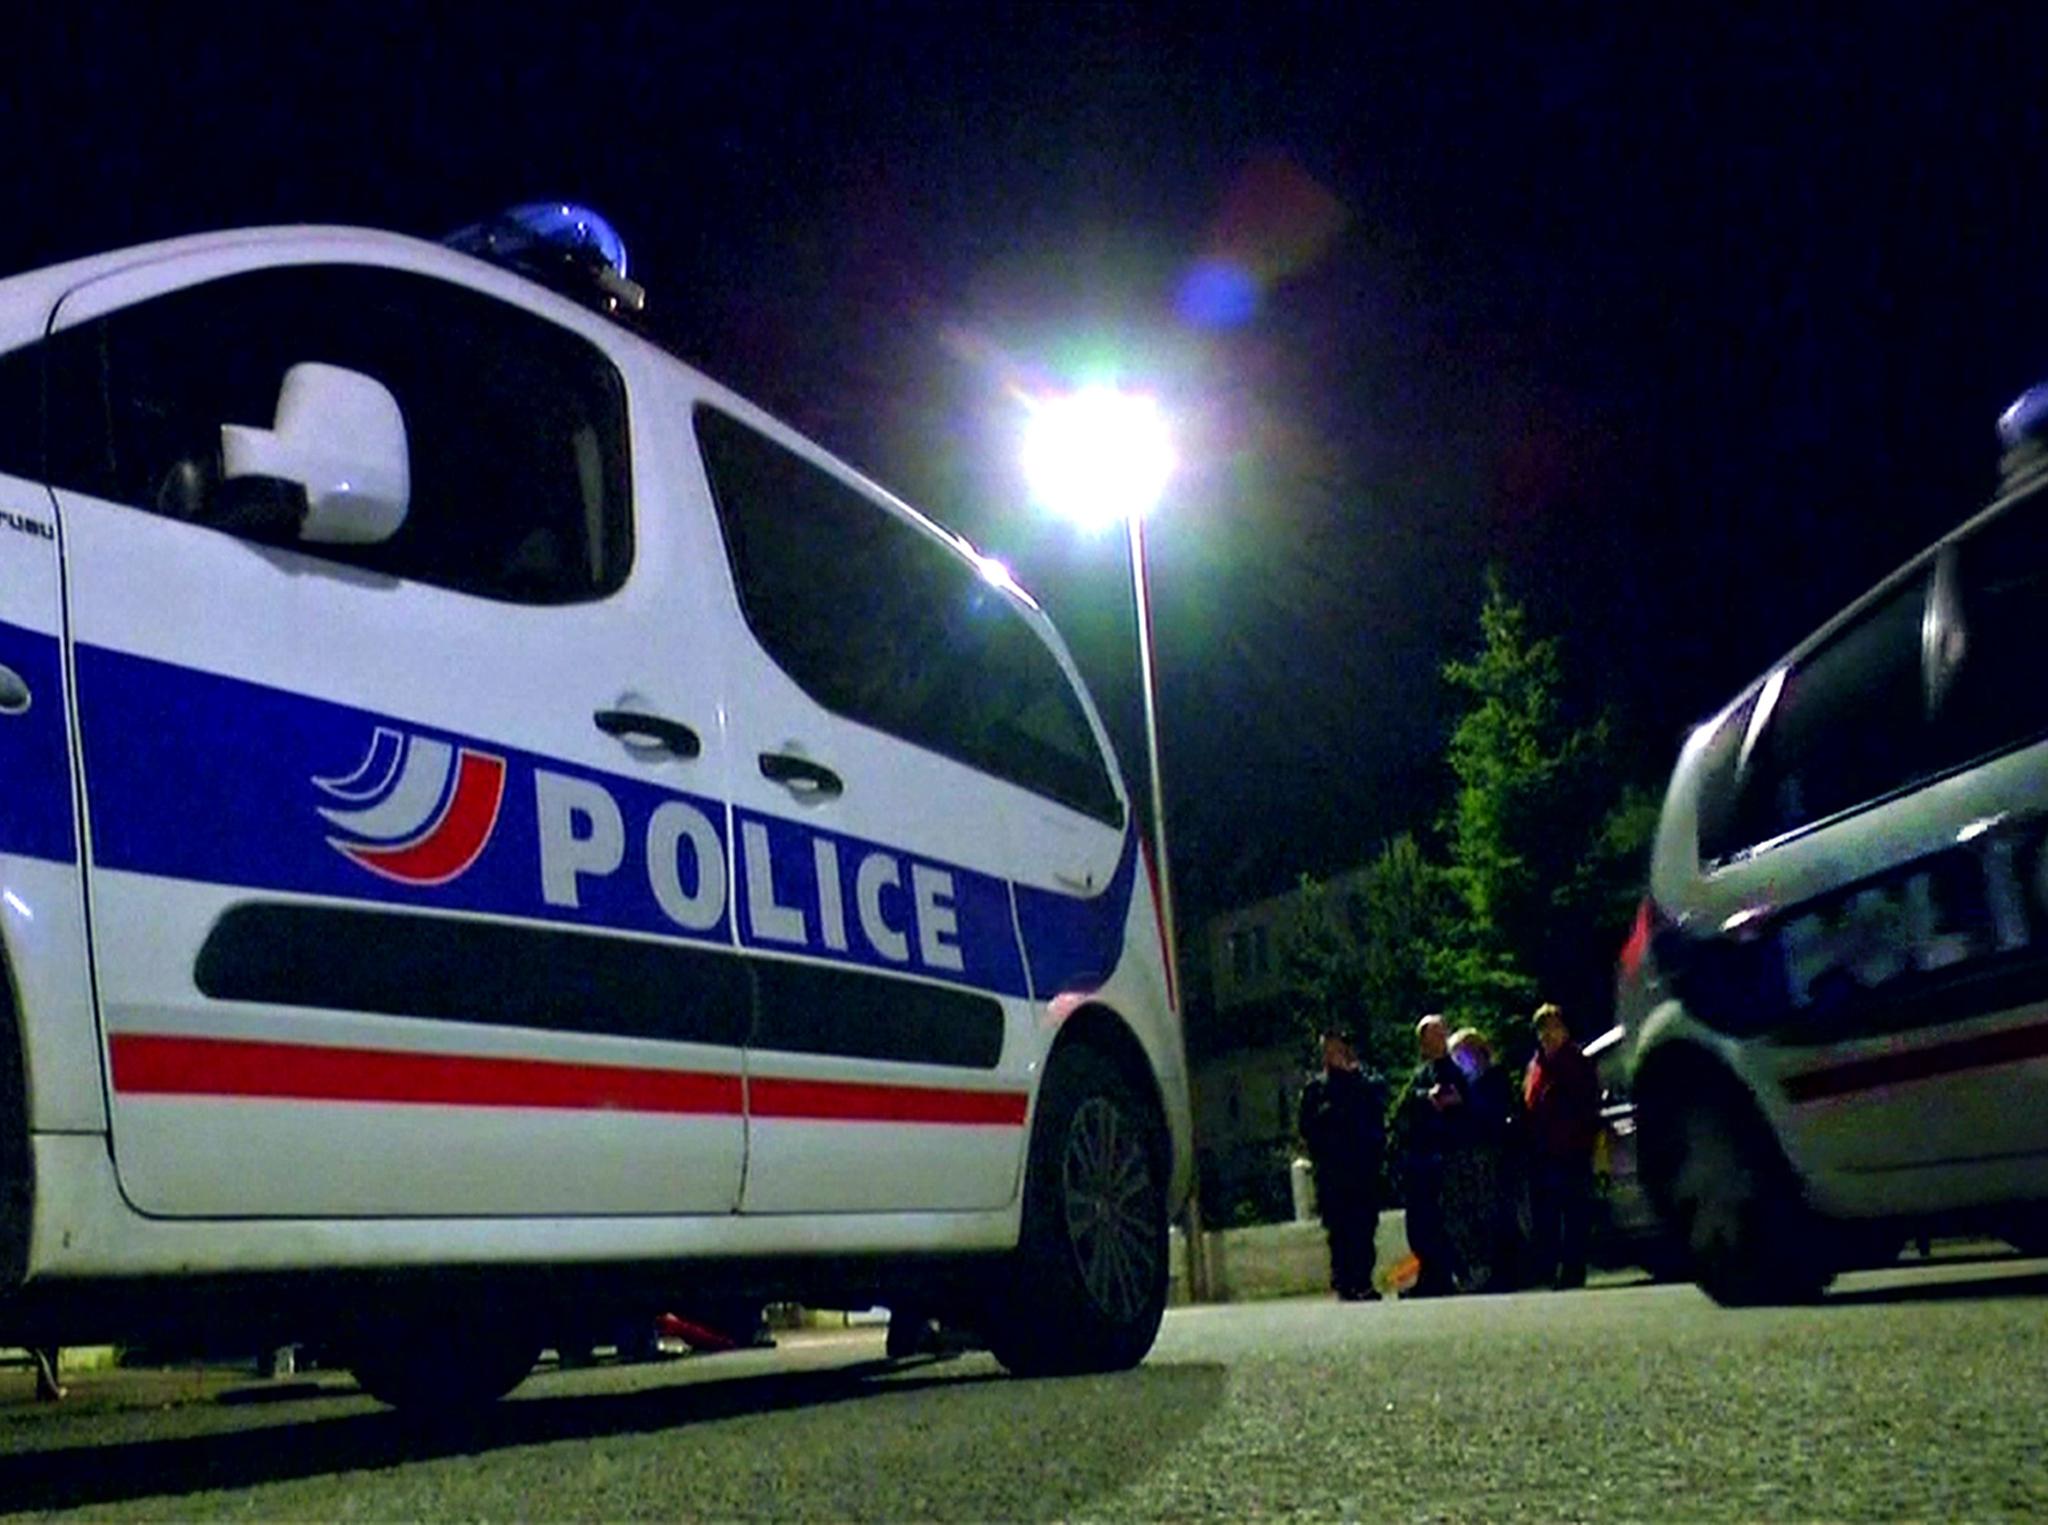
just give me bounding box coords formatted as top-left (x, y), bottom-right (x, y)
top-left (1176, 260), bottom-right (1261, 329)
top-left (1177, 153), bottom-right (1349, 331)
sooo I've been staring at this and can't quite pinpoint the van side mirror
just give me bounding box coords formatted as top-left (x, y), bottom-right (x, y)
top-left (219, 363), bottom-right (411, 545)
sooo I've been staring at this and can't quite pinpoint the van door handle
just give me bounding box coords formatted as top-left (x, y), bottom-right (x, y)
top-left (594, 709), bottom-right (702, 759)
top-left (759, 752), bottom-right (844, 799)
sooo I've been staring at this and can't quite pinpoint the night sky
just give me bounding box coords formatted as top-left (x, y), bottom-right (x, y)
top-left (10, 6), bottom-right (2048, 926)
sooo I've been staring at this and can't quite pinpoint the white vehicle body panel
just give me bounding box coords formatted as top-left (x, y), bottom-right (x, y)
top-left (29, 1132), bottom-right (1018, 1278)
top-left (0, 224), bottom-right (1188, 1298)
top-left (1618, 485), bottom-right (2048, 1232)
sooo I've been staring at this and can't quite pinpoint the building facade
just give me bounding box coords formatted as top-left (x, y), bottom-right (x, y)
top-left (1193, 868), bottom-right (1381, 1222)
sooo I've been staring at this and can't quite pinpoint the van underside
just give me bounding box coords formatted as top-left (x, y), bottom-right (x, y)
top-left (0, 1249), bottom-right (1014, 1352)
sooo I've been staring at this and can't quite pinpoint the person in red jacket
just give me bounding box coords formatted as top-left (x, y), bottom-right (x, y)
top-left (1523, 1002), bottom-right (1601, 1290)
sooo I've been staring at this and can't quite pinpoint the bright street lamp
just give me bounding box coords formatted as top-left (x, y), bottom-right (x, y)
top-left (1020, 386), bottom-right (1176, 531)
top-left (1021, 384), bottom-right (1207, 1299)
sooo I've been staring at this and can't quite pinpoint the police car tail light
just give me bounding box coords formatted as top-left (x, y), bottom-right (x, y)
top-left (1616, 896), bottom-right (1660, 985)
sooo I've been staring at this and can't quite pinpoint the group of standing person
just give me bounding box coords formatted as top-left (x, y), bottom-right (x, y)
top-left (1299, 1002), bottom-right (1601, 1300)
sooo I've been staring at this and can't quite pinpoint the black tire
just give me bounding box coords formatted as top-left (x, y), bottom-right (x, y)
top-left (984, 1045), bottom-right (1168, 1377)
top-left (1640, 1083), bottom-right (1832, 1307)
top-left (348, 1321), bottom-right (540, 1413)
top-left (615, 1322), bottom-right (663, 1364)
top-left (2001, 1218), bottom-right (2048, 1258)
top-left (554, 1340), bottom-right (598, 1369)
top-left (1639, 1235), bottom-right (1692, 1284)
top-left (885, 1308), bottom-right (933, 1361)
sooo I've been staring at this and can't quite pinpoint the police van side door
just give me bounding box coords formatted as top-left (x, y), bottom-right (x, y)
top-left (692, 405), bottom-right (1044, 1214)
top-left (44, 249), bottom-right (747, 1219)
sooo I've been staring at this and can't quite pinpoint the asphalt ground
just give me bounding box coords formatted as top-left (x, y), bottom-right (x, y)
top-left (2, 1250), bottom-right (2044, 1521)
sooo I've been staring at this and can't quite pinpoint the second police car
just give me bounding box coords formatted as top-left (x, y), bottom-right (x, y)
top-left (0, 206), bottom-right (1190, 1407)
top-left (1611, 383), bottom-right (2048, 1303)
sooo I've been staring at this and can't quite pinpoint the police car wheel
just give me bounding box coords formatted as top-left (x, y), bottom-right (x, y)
top-left (2002, 1217), bottom-right (2048, 1259)
top-left (985, 1046), bottom-right (1167, 1377)
top-left (885, 1309), bottom-right (933, 1361)
top-left (347, 1322), bottom-right (541, 1413)
top-left (1649, 1091), bottom-right (1830, 1307)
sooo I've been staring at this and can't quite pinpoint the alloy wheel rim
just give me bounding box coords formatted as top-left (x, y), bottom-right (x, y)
top-left (1061, 1096), bottom-right (1159, 1323)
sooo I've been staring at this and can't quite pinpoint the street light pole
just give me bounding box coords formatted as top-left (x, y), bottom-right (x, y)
top-left (1123, 508), bottom-right (1210, 1304)
top-left (1019, 382), bottom-right (1209, 1301)
top-left (1125, 509), bottom-right (1177, 1011)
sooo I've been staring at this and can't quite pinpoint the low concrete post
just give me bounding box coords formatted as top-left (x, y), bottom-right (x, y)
top-left (1290, 1157), bottom-right (1318, 1223)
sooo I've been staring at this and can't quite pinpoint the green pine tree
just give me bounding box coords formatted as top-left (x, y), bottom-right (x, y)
top-left (1433, 572), bottom-right (1652, 1032)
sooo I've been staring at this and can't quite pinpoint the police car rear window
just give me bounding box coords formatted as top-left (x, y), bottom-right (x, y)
top-left (1726, 574), bottom-right (1931, 849)
top-left (1934, 498), bottom-right (2048, 771)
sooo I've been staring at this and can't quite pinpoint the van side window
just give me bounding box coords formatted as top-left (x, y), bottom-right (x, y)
top-left (41, 265), bottom-right (631, 604)
top-left (1934, 499), bottom-right (2048, 769)
top-left (1734, 575), bottom-right (1930, 844)
top-left (695, 405), bottom-right (1122, 825)
top-left (0, 340), bottom-right (42, 482)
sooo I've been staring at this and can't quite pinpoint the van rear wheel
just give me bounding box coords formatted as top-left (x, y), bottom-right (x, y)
top-left (1645, 1087), bottom-right (1831, 1306)
top-left (348, 1320), bottom-right (540, 1413)
top-left (2001, 1217), bottom-right (2048, 1258)
top-left (985, 1046), bottom-right (1168, 1377)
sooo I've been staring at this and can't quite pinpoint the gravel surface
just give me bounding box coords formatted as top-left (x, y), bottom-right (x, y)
top-left (3, 1253), bottom-right (2044, 1521)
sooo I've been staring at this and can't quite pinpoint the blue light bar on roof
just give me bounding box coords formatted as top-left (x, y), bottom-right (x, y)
top-left (444, 202), bottom-right (643, 315)
top-left (1997, 382), bottom-right (2048, 451)
top-left (1995, 381), bottom-right (2048, 491)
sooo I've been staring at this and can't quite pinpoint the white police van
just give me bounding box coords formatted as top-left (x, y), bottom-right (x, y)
top-left (0, 206), bottom-right (1189, 1405)
top-left (1613, 387), bottom-right (2048, 1303)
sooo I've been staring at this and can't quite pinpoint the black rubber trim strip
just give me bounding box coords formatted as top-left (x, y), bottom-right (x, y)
top-left (753, 956), bottom-right (1002, 1069)
top-left (196, 903), bottom-right (1003, 1069)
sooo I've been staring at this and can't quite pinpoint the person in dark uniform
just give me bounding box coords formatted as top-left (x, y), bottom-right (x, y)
top-left (1299, 1028), bottom-right (1388, 1301)
top-left (1397, 1013), bottom-right (1473, 1297)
